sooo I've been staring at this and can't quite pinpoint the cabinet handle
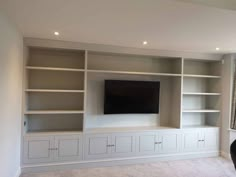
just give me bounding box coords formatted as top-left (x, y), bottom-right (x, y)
top-left (107, 144), bottom-right (115, 147)
top-left (155, 142), bottom-right (162, 144)
top-left (48, 148), bottom-right (58, 150)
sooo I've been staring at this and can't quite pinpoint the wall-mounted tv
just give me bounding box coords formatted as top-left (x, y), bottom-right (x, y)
top-left (104, 80), bottom-right (160, 114)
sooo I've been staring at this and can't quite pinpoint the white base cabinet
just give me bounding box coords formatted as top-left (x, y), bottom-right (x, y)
top-left (84, 133), bottom-right (111, 160)
top-left (84, 133), bottom-right (136, 160)
top-left (23, 136), bottom-right (54, 164)
top-left (182, 129), bottom-right (219, 152)
top-left (158, 132), bottom-right (182, 154)
top-left (23, 134), bottom-right (82, 164)
top-left (136, 131), bottom-right (181, 155)
top-left (54, 135), bottom-right (83, 161)
top-left (23, 128), bottom-right (219, 165)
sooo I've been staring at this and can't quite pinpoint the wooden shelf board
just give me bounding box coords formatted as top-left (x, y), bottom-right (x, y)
top-left (25, 110), bottom-right (84, 114)
top-left (26, 66), bottom-right (85, 72)
top-left (25, 130), bottom-right (83, 136)
top-left (87, 69), bottom-right (181, 77)
top-left (183, 92), bottom-right (221, 96)
top-left (182, 109), bottom-right (220, 113)
top-left (84, 126), bottom-right (178, 133)
top-left (181, 125), bottom-right (219, 129)
top-left (25, 89), bottom-right (84, 93)
top-left (183, 74), bottom-right (221, 78)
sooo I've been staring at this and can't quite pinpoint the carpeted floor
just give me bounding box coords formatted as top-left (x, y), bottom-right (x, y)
top-left (21, 157), bottom-right (235, 177)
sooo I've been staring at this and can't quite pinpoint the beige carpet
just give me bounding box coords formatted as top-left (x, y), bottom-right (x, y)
top-left (21, 157), bottom-right (235, 177)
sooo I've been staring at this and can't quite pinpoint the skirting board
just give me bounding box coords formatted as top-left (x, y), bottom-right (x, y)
top-left (21, 151), bottom-right (219, 174)
top-left (14, 167), bottom-right (21, 177)
top-left (221, 151), bottom-right (231, 160)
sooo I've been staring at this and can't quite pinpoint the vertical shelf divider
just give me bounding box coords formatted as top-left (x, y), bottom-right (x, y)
top-left (83, 51), bottom-right (88, 132)
top-left (180, 58), bottom-right (184, 129)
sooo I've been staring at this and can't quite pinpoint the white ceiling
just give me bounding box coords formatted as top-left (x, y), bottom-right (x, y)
top-left (1, 0), bottom-right (236, 53)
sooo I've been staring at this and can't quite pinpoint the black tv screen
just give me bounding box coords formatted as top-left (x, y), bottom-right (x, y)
top-left (104, 80), bottom-right (160, 114)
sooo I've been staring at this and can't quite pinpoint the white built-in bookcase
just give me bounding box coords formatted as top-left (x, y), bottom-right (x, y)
top-left (23, 47), bottom-right (221, 134)
top-left (24, 48), bottom-right (86, 133)
top-left (182, 59), bottom-right (221, 128)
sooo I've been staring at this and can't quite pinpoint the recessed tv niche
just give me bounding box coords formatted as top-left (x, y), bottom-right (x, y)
top-left (104, 80), bottom-right (160, 114)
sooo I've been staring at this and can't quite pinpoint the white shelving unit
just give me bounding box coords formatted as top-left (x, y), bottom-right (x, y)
top-left (24, 48), bottom-right (86, 133)
top-left (181, 59), bottom-right (221, 128)
top-left (23, 48), bottom-right (222, 133)
top-left (21, 41), bottom-right (222, 170)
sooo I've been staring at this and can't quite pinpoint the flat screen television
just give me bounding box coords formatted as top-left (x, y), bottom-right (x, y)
top-left (104, 80), bottom-right (160, 114)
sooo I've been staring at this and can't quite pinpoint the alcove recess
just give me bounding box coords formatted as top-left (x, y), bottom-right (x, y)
top-left (181, 59), bottom-right (221, 128)
top-left (84, 51), bottom-right (182, 130)
top-left (24, 47), bottom-right (85, 133)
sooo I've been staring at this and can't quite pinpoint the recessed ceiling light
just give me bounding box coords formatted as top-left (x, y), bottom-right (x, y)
top-left (143, 41), bottom-right (148, 45)
top-left (216, 47), bottom-right (220, 51)
top-left (54, 31), bottom-right (59, 36)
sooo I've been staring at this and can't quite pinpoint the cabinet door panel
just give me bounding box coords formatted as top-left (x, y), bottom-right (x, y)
top-left (202, 129), bottom-right (219, 151)
top-left (84, 134), bottom-right (111, 160)
top-left (54, 135), bottom-right (82, 161)
top-left (23, 136), bottom-right (54, 164)
top-left (182, 131), bottom-right (200, 152)
top-left (137, 133), bottom-right (157, 155)
top-left (158, 133), bottom-right (180, 154)
top-left (112, 133), bottom-right (136, 157)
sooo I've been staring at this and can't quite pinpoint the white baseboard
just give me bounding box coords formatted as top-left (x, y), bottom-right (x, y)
top-left (221, 151), bottom-right (231, 160)
top-left (14, 167), bottom-right (21, 177)
top-left (21, 151), bottom-right (219, 174)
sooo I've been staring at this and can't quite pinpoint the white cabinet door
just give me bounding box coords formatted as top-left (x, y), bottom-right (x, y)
top-left (54, 135), bottom-right (83, 161)
top-left (158, 132), bottom-right (181, 154)
top-left (182, 129), bottom-right (219, 153)
top-left (23, 136), bottom-right (54, 164)
top-left (201, 129), bottom-right (219, 151)
top-left (84, 134), bottom-right (112, 160)
top-left (137, 132), bottom-right (158, 155)
top-left (111, 133), bottom-right (136, 157)
top-left (182, 130), bottom-right (201, 152)
top-left (137, 131), bottom-right (181, 155)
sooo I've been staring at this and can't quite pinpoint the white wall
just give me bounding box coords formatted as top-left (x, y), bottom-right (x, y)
top-left (0, 12), bottom-right (23, 177)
